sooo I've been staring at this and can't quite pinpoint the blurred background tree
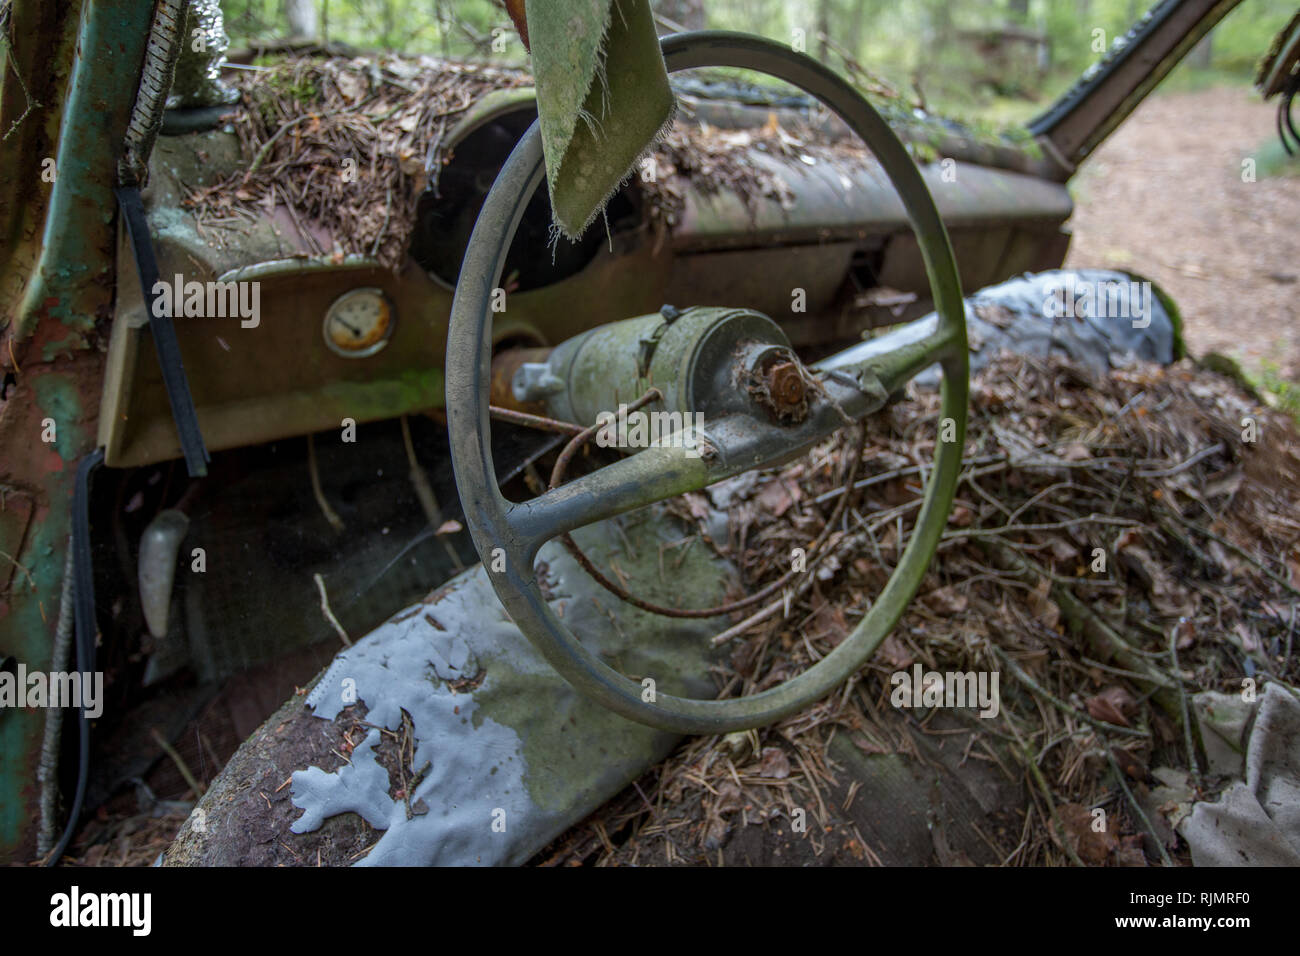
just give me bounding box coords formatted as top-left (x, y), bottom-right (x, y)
top-left (284, 0), bottom-right (318, 39)
top-left (218, 0), bottom-right (1299, 126)
top-left (657, 0), bottom-right (707, 31)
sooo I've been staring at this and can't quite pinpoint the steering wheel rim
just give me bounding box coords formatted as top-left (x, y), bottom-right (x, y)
top-left (447, 31), bottom-right (969, 734)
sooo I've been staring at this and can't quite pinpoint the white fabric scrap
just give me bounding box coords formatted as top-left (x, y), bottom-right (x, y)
top-left (1182, 683), bottom-right (1300, 866)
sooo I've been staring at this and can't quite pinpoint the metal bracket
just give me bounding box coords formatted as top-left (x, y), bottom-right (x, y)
top-left (636, 304), bottom-right (683, 379)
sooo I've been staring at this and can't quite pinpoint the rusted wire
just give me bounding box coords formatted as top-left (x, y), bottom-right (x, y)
top-left (488, 405), bottom-right (586, 436)
top-left (546, 388), bottom-right (869, 618)
top-left (549, 388), bottom-right (664, 485)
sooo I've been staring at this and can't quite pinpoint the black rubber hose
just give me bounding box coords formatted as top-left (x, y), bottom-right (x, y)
top-left (44, 448), bottom-right (104, 866)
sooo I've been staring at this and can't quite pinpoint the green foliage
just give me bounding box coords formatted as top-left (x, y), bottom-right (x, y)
top-left (222, 0), bottom-right (519, 59)
top-left (266, 69), bottom-right (319, 103)
top-left (1252, 134), bottom-right (1300, 180)
top-left (1255, 360), bottom-right (1300, 425)
top-left (217, 0), bottom-right (1300, 130)
top-left (1203, 352), bottom-right (1300, 428)
top-left (1209, 0), bottom-right (1298, 71)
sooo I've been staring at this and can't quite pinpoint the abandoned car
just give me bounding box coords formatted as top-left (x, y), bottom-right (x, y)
top-left (2, 0), bottom-right (1299, 868)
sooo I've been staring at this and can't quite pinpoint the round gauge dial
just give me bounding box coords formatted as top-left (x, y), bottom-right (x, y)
top-left (323, 288), bottom-right (394, 357)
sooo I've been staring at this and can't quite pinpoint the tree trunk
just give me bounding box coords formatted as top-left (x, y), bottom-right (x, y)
top-left (283, 0), bottom-right (317, 41)
top-left (847, 0), bottom-right (866, 60)
top-left (816, 0), bottom-right (832, 63)
top-left (654, 0), bottom-right (706, 33)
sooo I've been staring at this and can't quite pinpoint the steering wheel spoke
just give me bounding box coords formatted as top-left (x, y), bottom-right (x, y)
top-left (506, 443), bottom-right (713, 564)
top-left (816, 310), bottom-right (963, 399)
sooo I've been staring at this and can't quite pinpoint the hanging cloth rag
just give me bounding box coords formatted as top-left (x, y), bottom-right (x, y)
top-left (510, 0), bottom-right (676, 239)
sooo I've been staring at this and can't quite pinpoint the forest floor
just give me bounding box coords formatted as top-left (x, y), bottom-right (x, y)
top-left (1065, 83), bottom-right (1300, 387)
top-left (535, 351), bottom-right (1300, 867)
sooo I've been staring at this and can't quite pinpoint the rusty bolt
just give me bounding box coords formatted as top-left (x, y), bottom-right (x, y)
top-left (750, 358), bottom-right (809, 423)
top-left (767, 361), bottom-right (805, 409)
top-left (739, 344), bottom-right (809, 423)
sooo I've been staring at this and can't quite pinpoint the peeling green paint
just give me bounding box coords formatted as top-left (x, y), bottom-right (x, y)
top-left (11, 0), bottom-right (153, 344)
top-left (0, 355), bottom-right (97, 858)
top-left (41, 335), bottom-right (88, 364)
top-left (32, 372), bottom-right (88, 464)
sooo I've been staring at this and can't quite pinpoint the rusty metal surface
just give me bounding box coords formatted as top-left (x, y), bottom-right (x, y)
top-left (100, 250), bottom-right (448, 468)
top-left (0, 354), bottom-right (103, 863)
top-left (99, 240), bottom-right (671, 468)
top-left (489, 346), bottom-right (552, 412)
top-left (98, 57), bottom-right (1073, 473)
top-left (5, 0), bottom-right (153, 353)
top-left (752, 357), bottom-right (808, 422)
top-left (0, 0), bottom-right (79, 360)
top-left (0, 0), bottom-right (146, 862)
top-left (0, 0), bottom-right (1224, 862)
top-left (98, 116), bottom-right (675, 468)
top-left (664, 242), bottom-right (855, 329)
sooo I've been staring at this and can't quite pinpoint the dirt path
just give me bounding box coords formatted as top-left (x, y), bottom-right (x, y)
top-left (1065, 85), bottom-right (1300, 378)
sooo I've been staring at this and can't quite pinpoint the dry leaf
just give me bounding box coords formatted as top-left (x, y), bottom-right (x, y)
top-left (879, 634), bottom-right (915, 670)
top-left (714, 781), bottom-right (744, 814)
top-left (1109, 745), bottom-right (1147, 779)
top-left (755, 480), bottom-right (794, 517)
top-left (1061, 442), bottom-right (1091, 461)
top-left (1117, 834), bottom-right (1148, 867)
top-left (1030, 576), bottom-right (1061, 632)
top-left (1046, 536), bottom-right (1077, 564)
top-left (926, 585), bottom-right (968, 615)
top-left (1085, 686), bottom-right (1137, 726)
top-left (758, 747), bottom-right (791, 779)
top-left (1232, 620), bottom-right (1260, 653)
top-left (1058, 802), bottom-right (1117, 864)
top-left (700, 813), bottom-right (728, 849)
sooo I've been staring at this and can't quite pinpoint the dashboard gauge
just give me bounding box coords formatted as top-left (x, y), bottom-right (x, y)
top-left (323, 288), bottom-right (394, 357)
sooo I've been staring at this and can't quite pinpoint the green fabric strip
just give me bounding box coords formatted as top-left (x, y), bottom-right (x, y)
top-left (526, 0), bottom-right (675, 238)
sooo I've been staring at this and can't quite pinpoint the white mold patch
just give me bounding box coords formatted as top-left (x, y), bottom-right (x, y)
top-left (292, 571), bottom-right (532, 866)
